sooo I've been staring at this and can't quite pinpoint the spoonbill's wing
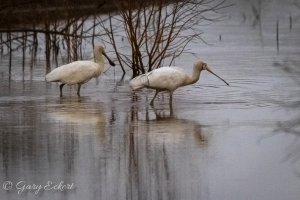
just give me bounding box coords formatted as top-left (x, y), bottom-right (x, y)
top-left (46, 61), bottom-right (100, 84)
top-left (129, 66), bottom-right (187, 91)
top-left (144, 67), bottom-right (187, 90)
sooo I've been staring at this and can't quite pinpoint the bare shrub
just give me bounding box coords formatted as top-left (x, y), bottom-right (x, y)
top-left (99, 0), bottom-right (230, 77)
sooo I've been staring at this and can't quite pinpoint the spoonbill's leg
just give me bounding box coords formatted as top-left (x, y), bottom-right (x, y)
top-left (169, 103), bottom-right (174, 116)
top-left (150, 90), bottom-right (159, 106)
top-left (59, 83), bottom-right (65, 97)
top-left (77, 84), bottom-right (82, 97)
top-left (169, 91), bottom-right (173, 106)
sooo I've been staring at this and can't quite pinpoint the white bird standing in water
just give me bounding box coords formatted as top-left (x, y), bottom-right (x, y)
top-left (46, 46), bottom-right (115, 97)
top-left (129, 60), bottom-right (229, 105)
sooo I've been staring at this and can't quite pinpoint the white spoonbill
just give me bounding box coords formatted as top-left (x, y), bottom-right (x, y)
top-left (46, 45), bottom-right (115, 97)
top-left (129, 60), bottom-right (229, 105)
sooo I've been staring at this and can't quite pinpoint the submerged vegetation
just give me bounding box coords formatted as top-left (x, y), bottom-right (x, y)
top-left (0, 0), bottom-right (115, 74)
top-left (0, 0), bottom-right (228, 77)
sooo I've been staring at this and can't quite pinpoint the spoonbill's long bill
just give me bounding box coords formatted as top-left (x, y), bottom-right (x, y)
top-left (46, 45), bottom-right (115, 97)
top-left (129, 60), bottom-right (229, 105)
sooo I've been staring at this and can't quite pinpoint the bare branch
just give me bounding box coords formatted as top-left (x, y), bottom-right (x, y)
top-left (98, 0), bottom-right (229, 77)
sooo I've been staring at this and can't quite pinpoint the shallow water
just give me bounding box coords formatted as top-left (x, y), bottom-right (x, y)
top-left (1, 0), bottom-right (300, 199)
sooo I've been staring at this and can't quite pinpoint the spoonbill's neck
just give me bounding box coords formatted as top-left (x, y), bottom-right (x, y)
top-left (184, 67), bottom-right (203, 86)
top-left (94, 52), bottom-right (104, 65)
top-left (93, 51), bottom-right (105, 76)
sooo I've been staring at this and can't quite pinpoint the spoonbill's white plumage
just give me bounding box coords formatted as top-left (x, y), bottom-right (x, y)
top-left (46, 45), bottom-right (115, 97)
top-left (129, 60), bottom-right (229, 105)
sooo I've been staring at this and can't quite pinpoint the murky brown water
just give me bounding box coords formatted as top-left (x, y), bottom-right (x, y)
top-left (1, 0), bottom-right (300, 199)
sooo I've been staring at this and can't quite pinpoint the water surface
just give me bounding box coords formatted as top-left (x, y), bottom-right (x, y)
top-left (1, 0), bottom-right (300, 199)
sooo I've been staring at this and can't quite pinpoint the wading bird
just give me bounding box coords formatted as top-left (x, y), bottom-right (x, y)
top-left (129, 60), bottom-right (229, 106)
top-left (46, 46), bottom-right (115, 97)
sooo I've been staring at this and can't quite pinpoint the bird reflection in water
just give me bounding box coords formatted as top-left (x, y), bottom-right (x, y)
top-left (123, 99), bottom-right (209, 200)
top-left (47, 97), bottom-right (106, 142)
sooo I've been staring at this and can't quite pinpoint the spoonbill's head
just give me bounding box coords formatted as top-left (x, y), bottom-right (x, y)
top-left (193, 60), bottom-right (206, 71)
top-left (94, 45), bottom-right (116, 66)
top-left (195, 60), bottom-right (229, 86)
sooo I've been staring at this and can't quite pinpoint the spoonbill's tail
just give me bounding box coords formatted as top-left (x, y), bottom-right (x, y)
top-left (46, 69), bottom-right (61, 82)
top-left (129, 74), bottom-right (150, 90)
